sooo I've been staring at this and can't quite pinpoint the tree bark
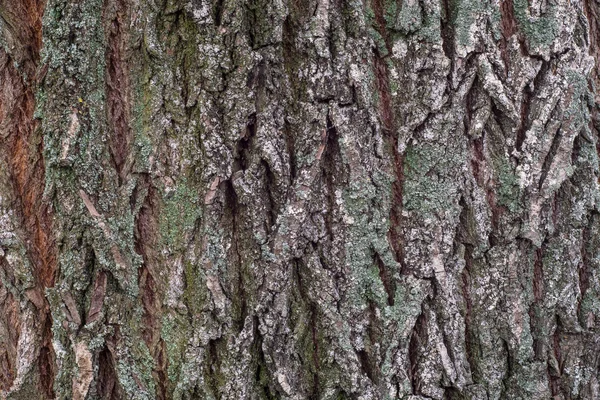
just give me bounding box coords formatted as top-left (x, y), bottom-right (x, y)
top-left (1, 0), bottom-right (600, 398)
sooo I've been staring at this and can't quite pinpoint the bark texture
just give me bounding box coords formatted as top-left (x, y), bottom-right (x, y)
top-left (1, 0), bottom-right (600, 398)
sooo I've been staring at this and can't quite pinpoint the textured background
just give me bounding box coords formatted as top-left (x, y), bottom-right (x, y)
top-left (1, 0), bottom-right (600, 398)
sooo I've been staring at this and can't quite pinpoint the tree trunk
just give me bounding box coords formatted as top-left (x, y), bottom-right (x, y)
top-left (1, 0), bottom-right (600, 398)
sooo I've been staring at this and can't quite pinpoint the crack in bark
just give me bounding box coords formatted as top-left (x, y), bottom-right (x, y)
top-left (0, 278), bottom-right (19, 392)
top-left (374, 252), bottom-right (395, 307)
top-left (97, 336), bottom-right (121, 399)
top-left (253, 316), bottom-right (276, 399)
top-left (309, 303), bottom-right (320, 398)
top-left (549, 316), bottom-right (563, 396)
top-left (206, 338), bottom-right (224, 398)
top-left (578, 212), bottom-right (595, 327)
top-left (440, 0), bottom-right (455, 61)
top-left (499, 0), bottom-right (518, 68)
top-left (322, 114), bottom-right (342, 242)
top-left (372, 36), bottom-right (407, 276)
top-left (529, 245), bottom-right (546, 361)
top-left (224, 177), bottom-right (248, 335)
top-left (133, 176), bottom-right (167, 398)
top-left (262, 160), bottom-right (277, 235)
top-left (0, 0), bottom-right (56, 395)
top-left (538, 126), bottom-right (563, 192)
top-left (408, 307), bottom-right (427, 395)
top-left (105, 0), bottom-right (132, 184)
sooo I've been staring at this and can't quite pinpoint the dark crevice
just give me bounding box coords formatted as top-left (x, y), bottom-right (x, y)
top-left (293, 259), bottom-right (322, 398)
top-left (97, 342), bottom-right (121, 399)
top-left (261, 160), bottom-right (277, 234)
top-left (133, 176), bottom-right (168, 396)
top-left (84, 265), bottom-right (105, 327)
top-left (372, 32), bottom-right (405, 274)
top-left (499, 338), bottom-right (513, 399)
top-left (284, 120), bottom-right (297, 185)
top-left (105, 0), bottom-right (132, 185)
top-left (253, 317), bottom-right (276, 399)
top-left (376, 55), bottom-right (406, 274)
top-left (224, 180), bottom-right (247, 334)
top-left (388, 146), bottom-right (406, 274)
top-left (245, 4), bottom-right (256, 49)
top-left (0, 0), bottom-right (57, 394)
top-left (155, 340), bottom-right (168, 400)
top-left (408, 308), bottom-right (427, 394)
top-left (464, 76), bottom-right (478, 132)
top-left (0, 279), bottom-right (18, 392)
top-left (549, 316), bottom-right (563, 396)
top-left (461, 240), bottom-right (478, 383)
top-left (578, 213), bottom-right (596, 326)
top-left (293, 258), bottom-right (304, 297)
top-left (515, 89), bottom-right (531, 152)
top-left (310, 304), bottom-right (320, 398)
top-left (470, 133), bottom-right (485, 188)
top-left (322, 116), bottom-right (340, 242)
top-left (440, 0), bottom-right (455, 61)
top-left (236, 113), bottom-right (257, 172)
top-left (214, 0), bottom-right (225, 26)
top-left (371, 0), bottom-right (392, 54)
top-left (517, 61), bottom-right (549, 151)
top-left (490, 100), bottom-right (508, 138)
top-left (365, 300), bottom-right (383, 387)
top-left (532, 60), bottom-right (550, 92)
top-left (538, 128), bottom-right (562, 192)
top-left (282, 15), bottom-right (306, 101)
top-left (498, 0), bottom-right (518, 68)
top-left (322, 114), bottom-right (342, 242)
top-left (374, 252), bottom-right (395, 306)
top-left (356, 349), bottom-right (375, 383)
top-left (528, 243), bottom-right (546, 361)
top-left (38, 319), bottom-right (55, 399)
top-left (373, 51), bottom-right (394, 132)
top-left (571, 128), bottom-right (585, 165)
top-left (206, 338), bottom-right (223, 398)
top-left (533, 248), bottom-right (544, 302)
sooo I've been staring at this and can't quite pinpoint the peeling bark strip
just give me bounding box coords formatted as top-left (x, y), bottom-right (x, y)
top-left (2, 0), bottom-right (600, 398)
top-left (0, 0), bottom-right (56, 396)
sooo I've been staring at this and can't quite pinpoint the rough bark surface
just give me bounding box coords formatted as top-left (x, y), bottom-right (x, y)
top-left (1, 0), bottom-right (600, 399)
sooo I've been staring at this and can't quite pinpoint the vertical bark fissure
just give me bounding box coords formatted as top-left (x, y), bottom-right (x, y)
top-left (440, 0), bottom-right (455, 61)
top-left (105, 0), bottom-right (132, 184)
top-left (97, 342), bottom-right (120, 399)
top-left (498, 0), bottom-right (518, 67)
top-left (309, 303), bottom-right (320, 398)
top-left (323, 114), bottom-right (340, 241)
top-left (408, 309), bottom-right (426, 395)
top-left (374, 252), bottom-right (395, 306)
top-left (225, 178), bottom-right (248, 334)
top-left (578, 213), bottom-right (594, 325)
top-left (529, 245), bottom-right (545, 361)
top-left (370, 0), bottom-right (406, 278)
top-left (133, 177), bottom-right (167, 398)
top-left (549, 317), bottom-right (563, 396)
top-left (0, 278), bottom-right (19, 392)
top-left (0, 0), bottom-right (57, 395)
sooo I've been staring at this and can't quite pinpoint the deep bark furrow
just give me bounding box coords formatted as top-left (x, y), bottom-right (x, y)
top-left (105, 0), bottom-right (132, 183)
top-left (0, 0), bottom-right (57, 396)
